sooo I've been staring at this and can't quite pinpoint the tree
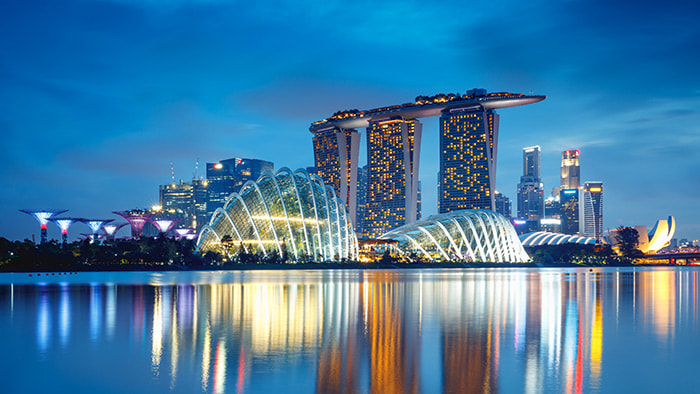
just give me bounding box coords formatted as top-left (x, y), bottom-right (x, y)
top-left (615, 226), bottom-right (644, 260)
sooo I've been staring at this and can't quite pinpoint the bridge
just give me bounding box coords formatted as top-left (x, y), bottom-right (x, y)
top-left (643, 252), bottom-right (700, 265)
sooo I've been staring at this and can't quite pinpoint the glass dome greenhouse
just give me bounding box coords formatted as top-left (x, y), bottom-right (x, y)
top-left (197, 168), bottom-right (359, 261)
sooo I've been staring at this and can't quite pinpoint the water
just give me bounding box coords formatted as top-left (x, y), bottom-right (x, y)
top-left (1, 267), bottom-right (698, 393)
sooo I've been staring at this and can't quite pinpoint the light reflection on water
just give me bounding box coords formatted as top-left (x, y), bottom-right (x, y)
top-left (0, 268), bottom-right (699, 393)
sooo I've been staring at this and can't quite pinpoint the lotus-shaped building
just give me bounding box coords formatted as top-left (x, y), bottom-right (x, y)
top-left (379, 210), bottom-right (529, 262)
top-left (197, 168), bottom-right (359, 261)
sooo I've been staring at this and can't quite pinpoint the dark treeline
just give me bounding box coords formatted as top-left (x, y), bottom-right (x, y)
top-left (525, 243), bottom-right (636, 265)
top-left (0, 235), bottom-right (217, 272)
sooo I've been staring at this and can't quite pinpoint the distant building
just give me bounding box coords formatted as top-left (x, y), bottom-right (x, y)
top-left (159, 178), bottom-right (209, 230)
top-left (544, 196), bottom-right (561, 218)
top-left (355, 164), bottom-right (368, 235)
top-left (542, 196), bottom-right (562, 233)
top-left (205, 157), bottom-right (273, 219)
top-left (581, 181), bottom-right (603, 239)
top-left (494, 191), bottom-right (511, 218)
top-left (516, 146), bottom-right (544, 225)
top-left (439, 106), bottom-right (498, 213)
top-left (363, 119), bottom-right (421, 238)
top-left (560, 188), bottom-right (580, 234)
top-left (416, 181), bottom-right (422, 221)
top-left (561, 149), bottom-right (580, 189)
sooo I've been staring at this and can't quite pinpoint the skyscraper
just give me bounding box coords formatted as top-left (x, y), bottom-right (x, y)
top-left (561, 150), bottom-right (580, 189)
top-left (494, 191), bottom-right (512, 218)
top-left (205, 157), bottom-right (273, 218)
top-left (560, 188), bottom-right (580, 234)
top-left (582, 181), bottom-right (603, 239)
top-left (312, 127), bottom-right (361, 226)
top-left (363, 119), bottom-right (422, 238)
top-left (439, 106), bottom-right (499, 213)
top-left (516, 146), bottom-right (544, 223)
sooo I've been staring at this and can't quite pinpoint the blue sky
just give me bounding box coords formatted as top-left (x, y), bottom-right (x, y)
top-left (2, 0), bottom-right (699, 241)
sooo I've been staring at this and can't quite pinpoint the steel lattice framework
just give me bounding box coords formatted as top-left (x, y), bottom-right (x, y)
top-left (197, 168), bottom-right (359, 261)
top-left (520, 232), bottom-right (597, 247)
top-left (379, 209), bottom-right (529, 262)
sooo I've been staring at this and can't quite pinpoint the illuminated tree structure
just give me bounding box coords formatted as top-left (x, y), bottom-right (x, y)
top-left (80, 219), bottom-right (113, 244)
top-left (50, 217), bottom-right (79, 245)
top-left (19, 209), bottom-right (67, 244)
top-left (151, 218), bottom-right (183, 235)
top-left (174, 228), bottom-right (197, 240)
top-left (113, 209), bottom-right (155, 238)
top-left (102, 222), bottom-right (128, 241)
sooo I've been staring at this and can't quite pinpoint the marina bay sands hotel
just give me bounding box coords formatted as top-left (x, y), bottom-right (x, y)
top-left (310, 88), bottom-right (545, 238)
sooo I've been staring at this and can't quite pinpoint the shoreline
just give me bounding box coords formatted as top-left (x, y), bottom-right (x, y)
top-left (0, 260), bottom-right (683, 274)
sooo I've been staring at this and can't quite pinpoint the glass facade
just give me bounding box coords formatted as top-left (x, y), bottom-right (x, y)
top-left (517, 146), bottom-right (544, 223)
top-left (439, 108), bottom-right (499, 213)
top-left (379, 209), bottom-right (528, 262)
top-left (582, 181), bottom-right (603, 239)
top-left (363, 119), bottom-right (422, 238)
top-left (197, 168), bottom-right (359, 262)
top-left (206, 158), bottom-right (274, 219)
top-left (560, 188), bottom-right (580, 235)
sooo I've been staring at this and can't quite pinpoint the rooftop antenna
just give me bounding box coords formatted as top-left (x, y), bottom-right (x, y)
top-left (170, 161), bottom-right (175, 184)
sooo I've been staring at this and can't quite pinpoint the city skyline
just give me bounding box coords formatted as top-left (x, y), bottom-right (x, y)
top-left (2, 0), bottom-right (699, 241)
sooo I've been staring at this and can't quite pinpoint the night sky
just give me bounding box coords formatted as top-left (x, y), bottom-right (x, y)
top-left (2, 0), bottom-right (699, 242)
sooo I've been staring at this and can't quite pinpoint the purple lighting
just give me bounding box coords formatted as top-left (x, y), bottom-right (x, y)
top-left (152, 218), bottom-right (183, 235)
top-left (102, 223), bottom-right (128, 240)
top-left (20, 210), bottom-right (68, 244)
top-left (174, 228), bottom-right (195, 240)
top-left (113, 209), bottom-right (155, 238)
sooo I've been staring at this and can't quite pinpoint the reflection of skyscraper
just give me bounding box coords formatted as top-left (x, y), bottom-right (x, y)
top-left (439, 107), bottom-right (499, 212)
top-left (561, 150), bottom-right (580, 189)
top-left (582, 182), bottom-right (603, 239)
top-left (517, 146), bottom-right (544, 223)
top-left (312, 127), bottom-right (361, 226)
top-left (363, 119), bottom-right (422, 238)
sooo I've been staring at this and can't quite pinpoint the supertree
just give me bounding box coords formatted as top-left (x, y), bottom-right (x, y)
top-left (20, 210), bottom-right (67, 244)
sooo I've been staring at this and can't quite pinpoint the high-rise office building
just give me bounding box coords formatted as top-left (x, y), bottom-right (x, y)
top-left (560, 188), bottom-right (580, 234)
top-left (516, 146), bottom-right (544, 223)
top-left (542, 196), bottom-right (562, 232)
top-left (439, 107), bottom-right (499, 213)
top-left (160, 180), bottom-right (195, 228)
top-left (581, 181), bottom-right (603, 239)
top-left (561, 150), bottom-right (580, 189)
top-left (494, 191), bottom-right (512, 218)
top-left (159, 179), bottom-right (209, 230)
top-left (312, 126), bottom-right (361, 225)
top-left (363, 119), bottom-right (422, 238)
top-left (205, 157), bottom-right (273, 218)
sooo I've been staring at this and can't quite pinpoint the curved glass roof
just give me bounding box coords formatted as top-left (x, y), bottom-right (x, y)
top-left (519, 232), bottom-right (597, 247)
top-left (197, 168), bottom-right (359, 261)
top-left (379, 210), bottom-right (529, 263)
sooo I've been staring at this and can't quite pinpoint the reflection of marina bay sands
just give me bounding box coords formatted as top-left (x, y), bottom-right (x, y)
top-left (310, 88), bottom-right (546, 237)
